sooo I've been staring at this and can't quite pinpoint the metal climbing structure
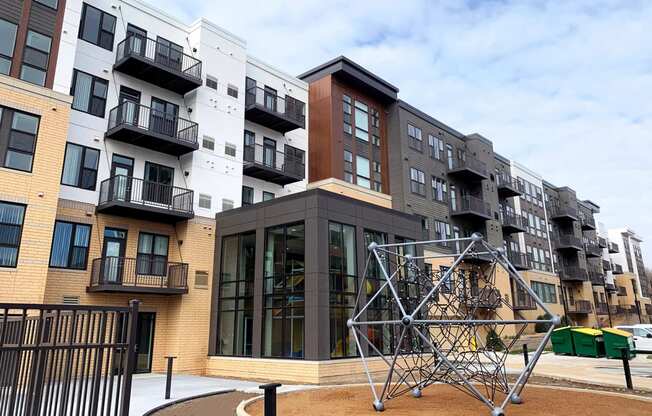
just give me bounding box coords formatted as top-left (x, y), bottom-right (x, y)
top-left (349, 233), bottom-right (559, 416)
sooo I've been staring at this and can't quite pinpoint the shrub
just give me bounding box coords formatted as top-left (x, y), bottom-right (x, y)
top-left (486, 329), bottom-right (505, 351)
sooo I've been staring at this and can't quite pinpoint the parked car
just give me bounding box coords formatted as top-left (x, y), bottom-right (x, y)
top-left (615, 325), bottom-right (652, 352)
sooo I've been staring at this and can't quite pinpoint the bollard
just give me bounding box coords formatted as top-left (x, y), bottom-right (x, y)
top-left (165, 356), bottom-right (177, 399)
top-left (619, 348), bottom-right (633, 390)
top-left (522, 344), bottom-right (529, 367)
top-left (259, 383), bottom-right (282, 416)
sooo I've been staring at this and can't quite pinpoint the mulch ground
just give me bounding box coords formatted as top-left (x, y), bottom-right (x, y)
top-left (152, 391), bottom-right (257, 416)
top-left (245, 384), bottom-right (652, 416)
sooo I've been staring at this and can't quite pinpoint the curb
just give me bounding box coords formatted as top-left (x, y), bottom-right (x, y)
top-left (142, 389), bottom-right (235, 416)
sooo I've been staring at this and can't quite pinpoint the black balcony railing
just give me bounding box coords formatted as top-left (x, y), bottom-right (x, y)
top-left (598, 237), bottom-right (608, 248)
top-left (501, 212), bottom-right (527, 233)
top-left (507, 251), bottom-right (530, 270)
top-left (447, 155), bottom-right (488, 180)
top-left (558, 266), bottom-right (588, 282)
top-left (465, 287), bottom-right (502, 309)
top-left (512, 286), bottom-right (537, 310)
top-left (579, 214), bottom-right (596, 230)
top-left (98, 175), bottom-right (194, 222)
top-left (588, 268), bottom-right (604, 285)
top-left (602, 260), bottom-right (612, 271)
top-left (608, 242), bottom-right (619, 253)
top-left (114, 35), bottom-right (202, 94)
top-left (451, 195), bottom-right (491, 220)
top-left (106, 102), bottom-right (199, 155)
top-left (584, 241), bottom-right (602, 257)
top-left (89, 257), bottom-right (188, 294)
top-left (243, 143), bottom-right (305, 186)
top-left (613, 263), bottom-right (624, 274)
top-left (496, 173), bottom-right (522, 197)
top-left (568, 299), bottom-right (592, 314)
top-left (245, 86), bottom-right (306, 132)
top-left (554, 233), bottom-right (583, 250)
top-left (547, 204), bottom-right (578, 221)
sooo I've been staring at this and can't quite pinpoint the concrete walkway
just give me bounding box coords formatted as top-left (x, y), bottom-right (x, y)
top-left (130, 373), bottom-right (308, 416)
top-left (506, 352), bottom-right (652, 390)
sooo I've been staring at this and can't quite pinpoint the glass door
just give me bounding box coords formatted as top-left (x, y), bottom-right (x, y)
top-left (263, 138), bottom-right (276, 169)
top-left (155, 37), bottom-right (183, 71)
top-left (118, 86), bottom-right (141, 127)
top-left (143, 162), bottom-right (174, 206)
top-left (126, 24), bottom-right (147, 56)
top-left (150, 97), bottom-right (178, 138)
top-left (135, 312), bottom-right (155, 373)
top-left (264, 86), bottom-right (277, 112)
top-left (109, 154), bottom-right (134, 202)
top-left (101, 228), bottom-right (127, 284)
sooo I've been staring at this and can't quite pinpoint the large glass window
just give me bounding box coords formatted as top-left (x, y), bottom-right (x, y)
top-left (428, 134), bottom-right (444, 160)
top-left (431, 176), bottom-right (447, 202)
top-left (61, 143), bottom-right (99, 190)
top-left (531, 281), bottom-right (557, 303)
top-left (407, 124), bottom-right (422, 151)
top-left (329, 222), bottom-right (357, 358)
top-left (0, 19), bottom-right (18, 75)
top-left (241, 186), bottom-right (253, 206)
top-left (136, 233), bottom-right (169, 276)
top-left (263, 223), bottom-right (305, 358)
top-left (79, 3), bottom-right (116, 51)
top-left (355, 155), bottom-right (370, 188)
top-left (1, 107), bottom-right (40, 172)
top-left (354, 100), bottom-right (368, 141)
top-left (0, 202), bottom-right (25, 268)
top-left (217, 232), bottom-right (255, 356)
top-left (49, 221), bottom-right (91, 269)
top-left (71, 69), bottom-right (108, 117)
top-left (363, 229), bottom-right (393, 355)
top-left (20, 31), bottom-right (51, 86)
top-left (410, 167), bottom-right (425, 196)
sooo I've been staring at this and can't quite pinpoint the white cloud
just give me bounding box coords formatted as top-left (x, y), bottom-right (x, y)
top-left (156, 0), bottom-right (652, 263)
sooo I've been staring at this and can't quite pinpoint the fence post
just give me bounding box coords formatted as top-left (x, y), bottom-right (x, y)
top-left (119, 300), bottom-right (140, 416)
top-left (165, 356), bottom-right (177, 399)
top-left (259, 383), bottom-right (282, 416)
top-left (620, 347), bottom-right (633, 390)
top-left (522, 344), bottom-right (529, 367)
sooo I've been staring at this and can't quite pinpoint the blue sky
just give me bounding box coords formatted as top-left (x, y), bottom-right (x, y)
top-left (158, 0), bottom-right (652, 265)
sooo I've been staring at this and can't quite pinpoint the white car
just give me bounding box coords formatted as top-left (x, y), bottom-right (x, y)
top-left (616, 325), bottom-right (652, 352)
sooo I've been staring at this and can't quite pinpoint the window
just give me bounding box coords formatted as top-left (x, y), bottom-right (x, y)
top-left (329, 222), bottom-right (357, 358)
top-left (372, 161), bottom-right (381, 174)
top-left (371, 134), bottom-right (380, 147)
top-left (410, 167), bottom-right (425, 196)
top-left (0, 108), bottom-right (40, 172)
top-left (202, 136), bottom-right (215, 151)
top-left (263, 191), bottom-right (275, 201)
top-left (20, 31), bottom-right (51, 86)
top-left (222, 199), bottom-right (234, 211)
top-left (218, 232), bottom-right (255, 356)
top-left (137, 233), bottom-right (169, 276)
top-left (263, 223), bottom-right (305, 358)
top-left (531, 281), bottom-right (557, 304)
top-left (0, 202), bottom-right (25, 267)
top-left (241, 186), bottom-right (253, 206)
top-left (0, 19), bottom-right (18, 75)
top-left (35, 0), bottom-right (58, 8)
top-left (225, 142), bottom-right (236, 157)
top-left (373, 181), bottom-right (382, 193)
top-left (198, 193), bottom-right (211, 209)
top-left (61, 143), bottom-right (99, 190)
top-left (428, 134), bottom-right (444, 160)
top-left (363, 229), bottom-right (392, 355)
top-left (419, 216), bottom-right (429, 231)
top-left (371, 108), bottom-right (380, 128)
top-left (355, 155), bottom-right (370, 188)
top-left (342, 94), bottom-right (352, 134)
top-left (71, 70), bottom-right (108, 117)
top-left (206, 76), bottom-right (218, 90)
top-left (434, 220), bottom-right (451, 244)
top-left (407, 124), bottom-right (422, 151)
top-left (79, 3), bottom-right (116, 51)
top-left (431, 176), bottom-right (447, 202)
top-left (227, 84), bottom-right (238, 98)
top-left (343, 150), bottom-right (353, 183)
top-left (354, 100), bottom-right (368, 141)
top-left (49, 221), bottom-right (90, 269)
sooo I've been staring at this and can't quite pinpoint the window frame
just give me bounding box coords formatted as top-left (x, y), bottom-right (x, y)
top-left (355, 155), bottom-right (370, 189)
top-left (1, 107), bottom-right (40, 173)
top-left (20, 30), bottom-right (51, 86)
top-left (78, 3), bottom-right (116, 51)
top-left (136, 232), bottom-right (169, 276)
top-left (60, 142), bottom-right (99, 190)
top-left (0, 19), bottom-right (18, 76)
top-left (70, 69), bottom-right (108, 118)
top-left (241, 186), bottom-right (254, 206)
top-left (0, 201), bottom-right (25, 268)
top-left (410, 167), bottom-right (426, 196)
top-left (48, 220), bottom-right (91, 270)
top-left (407, 123), bottom-right (422, 151)
top-left (198, 193), bottom-right (212, 209)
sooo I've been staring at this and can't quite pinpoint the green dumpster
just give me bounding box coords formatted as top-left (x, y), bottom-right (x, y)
top-left (571, 328), bottom-right (605, 357)
top-left (602, 328), bottom-right (636, 359)
top-left (551, 326), bottom-right (576, 355)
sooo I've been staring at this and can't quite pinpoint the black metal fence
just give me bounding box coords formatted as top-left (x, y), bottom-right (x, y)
top-left (243, 143), bottom-right (305, 179)
top-left (0, 302), bottom-right (139, 416)
top-left (245, 86), bottom-right (306, 126)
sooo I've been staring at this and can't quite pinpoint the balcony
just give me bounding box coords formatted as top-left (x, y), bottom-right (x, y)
top-left (547, 205), bottom-right (578, 222)
top-left (613, 264), bottom-right (624, 275)
top-left (567, 299), bottom-right (592, 314)
top-left (558, 266), bottom-right (589, 282)
top-left (501, 213), bottom-right (527, 234)
top-left (245, 86), bottom-right (305, 133)
top-left (114, 36), bottom-right (202, 95)
top-left (598, 237), bottom-right (608, 249)
top-left (496, 174), bottom-right (522, 198)
top-left (580, 214), bottom-right (596, 230)
top-left (450, 195), bottom-right (492, 221)
top-left (106, 102), bottom-right (199, 156)
top-left (97, 176), bottom-right (194, 222)
top-left (595, 302), bottom-right (609, 315)
top-left (554, 234), bottom-right (583, 251)
top-left (602, 260), bottom-right (611, 271)
top-left (88, 257), bottom-right (188, 295)
top-left (606, 283), bottom-right (617, 293)
top-left (447, 155), bottom-right (489, 182)
top-left (507, 251), bottom-right (531, 271)
top-left (464, 287), bottom-right (502, 310)
top-left (243, 143), bottom-right (305, 186)
top-left (588, 269), bottom-right (605, 286)
top-left (608, 242), bottom-right (619, 254)
top-left (584, 241), bottom-right (602, 258)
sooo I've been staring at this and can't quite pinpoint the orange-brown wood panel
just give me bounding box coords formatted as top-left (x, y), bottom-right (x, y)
top-left (308, 75), bottom-right (335, 183)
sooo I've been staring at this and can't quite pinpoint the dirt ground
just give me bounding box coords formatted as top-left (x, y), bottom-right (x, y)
top-left (153, 391), bottom-right (257, 416)
top-left (245, 384), bottom-right (652, 416)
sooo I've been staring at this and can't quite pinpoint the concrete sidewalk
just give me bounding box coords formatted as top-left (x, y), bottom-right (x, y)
top-left (506, 352), bottom-right (652, 390)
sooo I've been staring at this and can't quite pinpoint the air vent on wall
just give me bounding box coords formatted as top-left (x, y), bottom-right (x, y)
top-left (195, 271), bottom-right (209, 288)
top-left (62, 295), bottom-right (80, 305)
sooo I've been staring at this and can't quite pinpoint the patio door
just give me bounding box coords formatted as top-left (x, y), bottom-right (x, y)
top-left (109, 154), bottom-right (134, 202)
top-left (135, 312), bottom-right (156, 373)
top-left (155, 37), bottom-right (183, 71)
top-left (126, 23), bottom-right (147, 56)
top-left (263, 138), bottom-right (276, 168)
top-left (150, 97), bottom-right (178, 138)
top-left (101, 228), bottom-right (127, 284)
top-left (118, 86), bottom-right (141, 127)
top-left (143, 162), bottom-right (174, 206)
top-left (264, 86), bottom-right (277, 112)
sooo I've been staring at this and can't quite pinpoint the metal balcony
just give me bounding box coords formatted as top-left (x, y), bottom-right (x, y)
top-left (588, 269), bottom-right (605, 286)
top-left (584, 241), bottom-right (602, 258)
top-left (605, 283), bottom-right (617, 293)
top-left (450, 195), bottom-right (492, 221)
top-left (580, 214), bottom-right (596, 230)
top-left (608, 242), bottom-right (619, 254)
top-left (554, 234), bottom-right (583, 251)
top-left (447, 155), bottom-right (489, 182)
top-left (547, 205), bottom-right (578, 222)
top-left (106, 102), bottom-right (199, 156)
top-left (558, 266), bottom-right (589, 282)
top-left (88, 257), bottom-right (188, 295)
top-left (501, 213), bottom-right (526, 234)
top-left (512, 286), bottom-right (537, 310)
top-left (496, 174), bottom-right (522, 198)
top-left (245, 86), bottom-right (306, 133)
top-left (507, 251), bottom-right (530, 271)
top-left (598, 237), bottom-right (608, 248)
top-left (464, 287), bottom-right (502, 310)
top-left (114, 36), bottom-right (202, 94)
top-left (595, 303), bottom-right (609, 315)
top-left (612, 264), bottom-right (624, 274)
top-left (97, 175), bottom-right (194, 222)
top-left (567, 299), bottom-right (592, 314)
top-left (602, 260), bottom-right (611, 271)
top-left (243, 143), bottom-right (305, 186)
